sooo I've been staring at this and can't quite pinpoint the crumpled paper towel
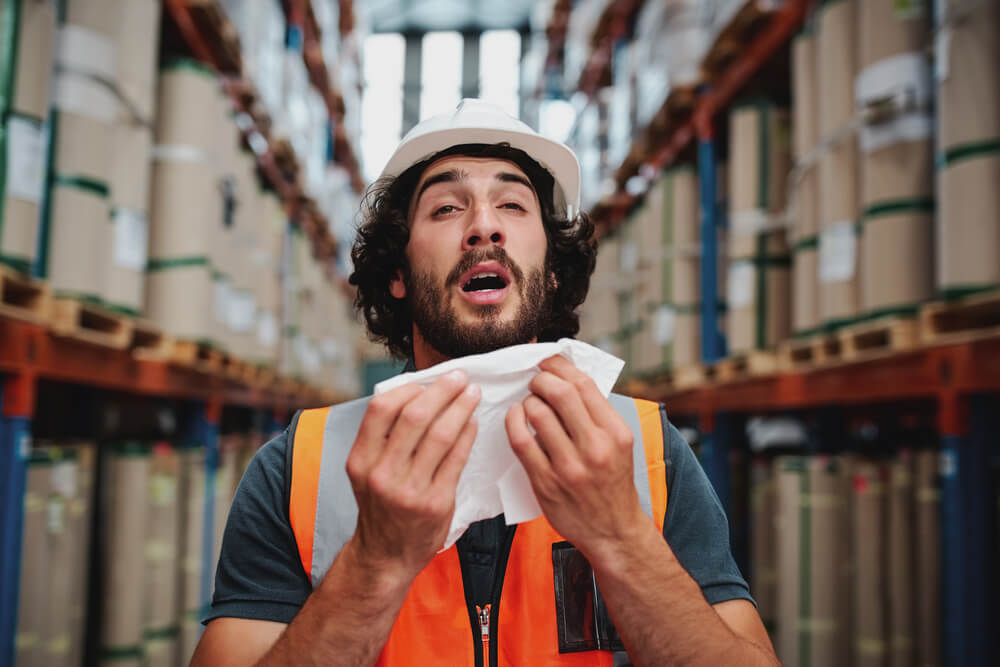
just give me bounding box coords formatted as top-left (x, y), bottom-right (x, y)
top-left (374, 338), bottom-right (625, 549)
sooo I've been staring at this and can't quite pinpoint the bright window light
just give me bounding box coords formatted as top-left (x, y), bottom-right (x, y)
top-left (480, 30), bottom-right (521, 118)
top-left (421, 31), bottom-right (463, 119)
top-left (361, 33), bottom-right (406, 181)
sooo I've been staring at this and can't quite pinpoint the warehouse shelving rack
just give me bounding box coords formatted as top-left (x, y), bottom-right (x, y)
top-left (568, 0), bottom-right (998, 665)
top-left (0, 2), bottom-right (368, 662)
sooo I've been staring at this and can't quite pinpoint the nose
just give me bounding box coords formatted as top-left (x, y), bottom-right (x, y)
top-left (462, 204), bottom-right (505, 251)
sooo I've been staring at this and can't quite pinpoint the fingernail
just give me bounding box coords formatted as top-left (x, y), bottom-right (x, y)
top-left (464, 383), bottom-right (481, 399)
top-left (447, 370), bottom-right (467, 383)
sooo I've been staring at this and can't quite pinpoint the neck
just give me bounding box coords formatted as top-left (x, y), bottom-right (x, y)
top-left (411, 329), bottom-right (451, 371)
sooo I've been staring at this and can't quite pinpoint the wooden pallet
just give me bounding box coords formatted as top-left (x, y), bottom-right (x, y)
top-left (49, 298), bottom-right (133, 349)
top-left (920, 289), bottom-right (1000, 344)
top-left (837, 317), bottom-right (919, 361)
top-left (172, 339), bottom-right (223, 371)
top-left (778, 333), bottom-right (845, 370)
top-left (715, 350), bottom-right (779, 383)
top-left (130, 320), bottom-right (174, 361)
top-left (701, 0), bottom-right (779, 80)
top-left (0, 265), bottom-right (51, 324)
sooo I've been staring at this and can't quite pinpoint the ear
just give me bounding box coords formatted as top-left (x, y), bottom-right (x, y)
top-left (389, 270), bottom-right (406, 299)
top-left (549, 270), bottom-right (558, 291)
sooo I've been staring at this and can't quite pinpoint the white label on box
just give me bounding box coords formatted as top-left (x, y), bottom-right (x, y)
top-left (214, 276), bottom-right (232, 324)
top-left (819, 221), bottom-right (858, 284)
top-left (57, 25), bottom-right (115, 79)
top-left (935, 25), bottom-right (951, 82)
top-left (228, 290), bottom-right (257, 333)
top-left (6, 117), bottom-right (46, 204)
top-left (620, 241), bottom-right (639, 273)
top-left (653, 305), bottom-right (677, 345)
top-left (50, 461), bottom-right (77, 498)
top-left (728, 260), bottom-right (756, 308)
top-left (113, 208), bottom-right (149, 271)
top-left (257, 312), bottom-right (278, 347)
top-left (321, 338), bottom-right (341, 362)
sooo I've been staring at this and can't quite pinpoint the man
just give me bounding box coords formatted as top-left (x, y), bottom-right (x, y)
top-left (193, 100), bottom-right (778, 666)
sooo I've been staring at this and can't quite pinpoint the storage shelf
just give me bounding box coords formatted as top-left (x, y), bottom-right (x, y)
top-left (0, 316), bottom-right (335, 413)
top-left (640, 336), bottom-right (1000, 422)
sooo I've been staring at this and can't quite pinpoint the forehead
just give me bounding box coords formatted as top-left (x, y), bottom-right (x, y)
top-left (413, 155), bottom-right (534, 193)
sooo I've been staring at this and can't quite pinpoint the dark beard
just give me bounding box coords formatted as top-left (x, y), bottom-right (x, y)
top-left (404, 248), bottom-right (553, 359)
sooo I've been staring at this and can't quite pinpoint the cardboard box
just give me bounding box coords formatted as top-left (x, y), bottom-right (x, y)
top-left (793, 32), bottom-right (818, 159)
top-left (15, 451), bottom-right (52, 667)
top-left (177, 446), bottom-right (206, 666)
top-left (100, 444), bottom-right (151, 666)
top-left (858, 0), bottom-right (930, 71)
top-left (937, 154), bottom-right (1000, 293)
top-left (47, 184), bottom-right (111, 301)
top-left (888, 453), bottom-right (916, 667)
top-left (750, 458), bottom-right (777, 635)
top-left (727, 230), bottom-right (791, 353)
top-left (914, 449), bottom-right (941, 667)
top-left (144, 444), bottom-right (180, 667)
top-left (852, 460), bottom-right (888, 667)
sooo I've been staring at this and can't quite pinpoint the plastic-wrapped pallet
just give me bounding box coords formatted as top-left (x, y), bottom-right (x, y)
top-left (45, 0), bottom-right (119, 303)
top-left (774, 455), bottom-right (852, 667)
top-left (100, 443), bottom-right (152, 667)
top-left (817, 0), bottom-right (861, 328)
top-left (727, 100), bottom-right (792, 352)
top-left (914, 449), bottom-right (941, 666)
top-left (147, 59), bottom-right (225, 344)
top-left (935, 0), bottom-right (1000, 297)
top-left (0, 0), bottom-right (56, 274)
top-left (791, 27), bottom-right (821, 335)
top-left (143, 443), bottom-right (180, 667)
top-left (105, 0), bottom-right (160, 315)
top-left (851, 459), bottom-right (888, 667)
top-left (176, 444), bottom-right (206, 665)
top-left (857, 0), bottom-right (934, 318)
top-left (636, 166), bottom-right (702, 373)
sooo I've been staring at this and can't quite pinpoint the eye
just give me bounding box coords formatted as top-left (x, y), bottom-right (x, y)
top-left (500, 202), bottom-right (526, 211)
top-left (432, 204), bottom-right (458, 216)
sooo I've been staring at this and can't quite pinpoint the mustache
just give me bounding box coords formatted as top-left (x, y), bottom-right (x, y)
top-left (445, 246), bottom-right (525, 287)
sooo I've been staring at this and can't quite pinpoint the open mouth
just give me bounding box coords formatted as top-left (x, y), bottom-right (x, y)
top-left (456, 262), bottom-right (513, 305)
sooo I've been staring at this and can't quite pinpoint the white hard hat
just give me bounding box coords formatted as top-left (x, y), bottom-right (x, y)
top-left (379, 99), bottom-right (582, 219)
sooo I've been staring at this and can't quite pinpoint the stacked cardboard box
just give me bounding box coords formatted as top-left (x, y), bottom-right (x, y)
top-left (634, 166), bottom-right (702, 373)
top-left (0, 0), bottom-right (56, 274)
top-left (15, 443), bottom-right (96, 667)
top-left (143, 443), bottom-right (181, 667)
top-left (100, 443), bottom-right (152, 667)
top-left (146, 59), bottom-right (226, 344)
top-left (727, 100), bottom-right (792, 353)
top-left (816, 0), bottom-right (861, 329)
top-left (935, 0), bottom-right (1000, 297)
top-left (857, 0), bottom-right (934, 318)
top-left (791, 28), bottom-right (821, 335)
top-left (176, 444), bottom-right (206, 665)
top-left (105, 0), bottom-right (160, 315)
top-left (44, 0), bottom-right (120, 303)
top-left (579, 231), bottom-right (622, 358)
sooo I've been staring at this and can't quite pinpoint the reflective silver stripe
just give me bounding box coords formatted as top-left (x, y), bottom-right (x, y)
top-left (307, 393), bottom-right (657, 586)
top-left (608, 393), bottom-right (654, 522)
top-left (310, 396), bottom-right (372, 587)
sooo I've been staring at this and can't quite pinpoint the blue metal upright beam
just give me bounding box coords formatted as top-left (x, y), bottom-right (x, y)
top-left (698, 135), bottom-right (725, 364)
top-left (0, 384), bottom-right (31, 666)
top-left (698, 413), bottom-right (734, 521)
top-left (940, 394), bottom-right (995, 667)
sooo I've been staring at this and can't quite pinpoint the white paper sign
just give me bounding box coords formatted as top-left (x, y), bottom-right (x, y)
top-left (228, 289), bottom-right (257, 333)
top-left (728, 260), bottom-right (756, 308)
top-left (374, 339), bottom-right (625, 549)
top-left (653, 305), bottom-right (677, 345)
top-left (6, 117), bottom-right (46, 204)
top-left (214, 276), bottom-right (232, 324)
top-left (113, 208), bottom-right (149, 271)
top-left (819, 221), bottom-right (858, 284)
top-left (257, 312), bottom-right (278, 347)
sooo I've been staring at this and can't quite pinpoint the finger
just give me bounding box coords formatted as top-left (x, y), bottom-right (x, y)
top-left (348, 383), bottom-right (425, 479)
top-left (505, 402), bottom-right (552, 477)
top-left (380, 370), bottom-right (471, 473)
top-left (528, 370), bottom-right (592, 442)
top-left (538, 356), bottom-right (625, 434)
top-left (408, 382), bottom-right (481, 485)
top-left (430, 413), bottom-right (478, 494)
top-left (521, 395), bottom-right (578, 471)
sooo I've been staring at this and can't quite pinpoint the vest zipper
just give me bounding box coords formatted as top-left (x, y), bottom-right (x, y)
top-left (476, 604), bottom-right (490, 667)
top-left (487, 525), bottom-right (517, 667)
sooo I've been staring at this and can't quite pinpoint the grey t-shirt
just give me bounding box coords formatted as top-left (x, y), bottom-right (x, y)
top-left (205, 413), bottom-right (752, 625)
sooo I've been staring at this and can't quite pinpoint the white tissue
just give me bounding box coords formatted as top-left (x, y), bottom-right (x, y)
top-left (374, 338), bottom-right (625, 549)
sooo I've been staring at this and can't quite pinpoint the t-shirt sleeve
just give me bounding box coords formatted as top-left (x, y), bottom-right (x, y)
top-left (202, 429), bottom-right (313, 625)
top-left (661, 418), bottom-right (754, 607)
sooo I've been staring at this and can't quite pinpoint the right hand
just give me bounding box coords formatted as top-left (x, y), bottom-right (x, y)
top-left (345, 370), bottom-right (480, 580)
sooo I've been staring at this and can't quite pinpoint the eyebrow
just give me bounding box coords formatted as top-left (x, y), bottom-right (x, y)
top-left (413, 169), bottom-right (536, 209)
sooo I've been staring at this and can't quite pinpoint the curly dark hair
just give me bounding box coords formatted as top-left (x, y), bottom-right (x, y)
top-left (349, 143), bottom-right (596, 360)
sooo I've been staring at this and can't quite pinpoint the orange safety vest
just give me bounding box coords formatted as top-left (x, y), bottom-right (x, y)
top-left (288, 395), bottom-right (668, 666)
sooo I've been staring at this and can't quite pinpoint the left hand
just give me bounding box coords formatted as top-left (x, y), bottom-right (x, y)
top-left (505, 355), bottom-right (650, 564)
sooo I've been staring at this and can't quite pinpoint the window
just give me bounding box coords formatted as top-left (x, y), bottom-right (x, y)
top-left (479, 30), bottom-right (521, 118)
top-left (420, 31), bottom-right (463, 120)
top-left (360, 33), bottom-right (405, 181)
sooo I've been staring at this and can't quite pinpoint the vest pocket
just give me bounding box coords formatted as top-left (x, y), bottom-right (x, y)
top-left (552, 541), bottom-right (625, 653)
